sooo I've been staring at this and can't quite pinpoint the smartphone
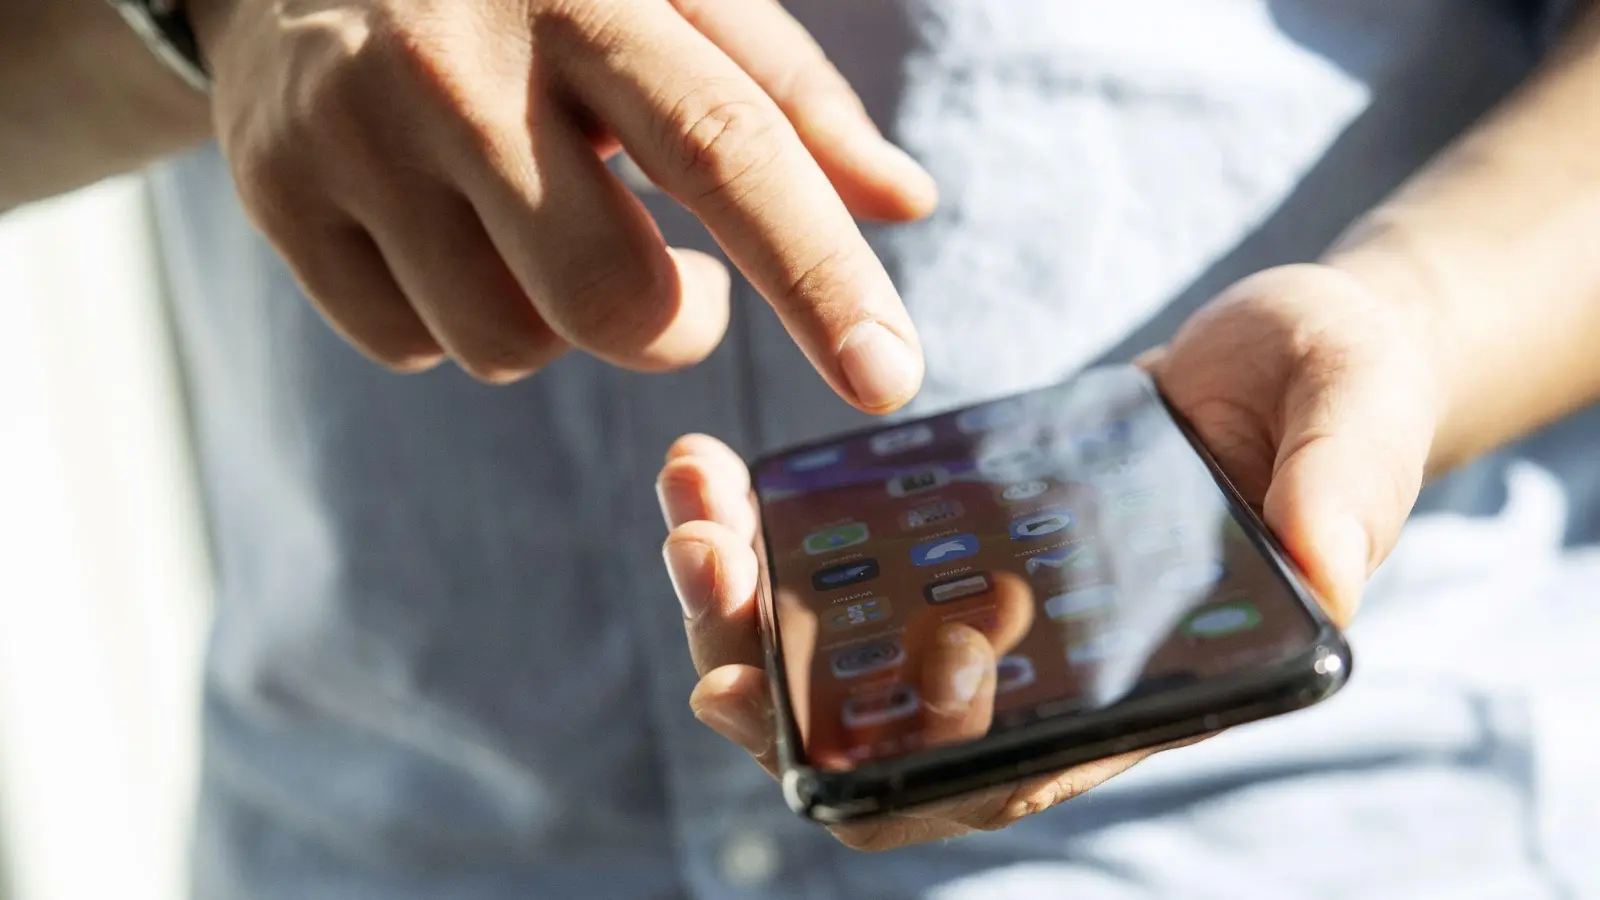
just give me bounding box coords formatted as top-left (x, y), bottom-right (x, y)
top-left (750, 365), bottom-right (1351, 823)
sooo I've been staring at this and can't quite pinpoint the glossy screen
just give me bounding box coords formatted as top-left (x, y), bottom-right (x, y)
top-left (754, 367), bottom-right (1322, 772)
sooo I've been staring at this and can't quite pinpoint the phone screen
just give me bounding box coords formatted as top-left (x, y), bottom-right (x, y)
top-left (753, 367), bottom-right (1324, 772)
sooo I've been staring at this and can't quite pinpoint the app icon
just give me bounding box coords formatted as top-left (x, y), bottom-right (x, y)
top-left (887, 465), bottom-right (951, 498)
top-left (978, 446), bottom-right (1045, 479)
top-left (901, 500), bottom-right (963, 530)
top-left (1001, 480), bottom-right (1050, 502)
top-left (1075, 421), bottom-right (1132, 462)
top-left (1025, 543), bottom-right (1098, 578)
top-left (996, 655), bottom-right (1036, 693)
top-left (1091, 451), bottom-right (1150, 479)
top-left (1159, 560), bottom-right (1225, 593)
top-left (956, 402), bottom-right (1025, 435)
top-left (786, 446), bottom-right (843, 473)
top-left (1067, 628), bottom-right (1131, 665)
top-left (1111, 488), bottom-right (1161, 516)
top-left (830, 636), bottom-right (906, 679)
top-left (811, 559), bottom-right (881, 592)
top-left (827, 597), bottom-right (891, 631)
top-left (924, 572), bottom-right (993, 605)
top-left (1045, 585), bottom-right (1117, 622)
top-left (1009, 510), bottom-right (1074, 541)
top-left (1128, 523), bottom-right (1183, 556)
top-left (1184, 601), bottom-right (1262, 638)
top-left (842, 685), bottom-right (919, 728)
top-left (911, 534), bottom-right (980, 567)
top-left (870, 424), bottom-right (934, 457)
top-left (804, 522), bottom-right (870, 555)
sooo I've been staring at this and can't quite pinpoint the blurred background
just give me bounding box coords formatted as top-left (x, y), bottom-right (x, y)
top-left (0, 177), bottom-right (210, 900)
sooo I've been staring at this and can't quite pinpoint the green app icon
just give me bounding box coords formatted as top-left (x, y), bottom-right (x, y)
top-left (804, 522), bottom-right (870, 555)
top-left (1184, 601), bottom-right (1262, 638)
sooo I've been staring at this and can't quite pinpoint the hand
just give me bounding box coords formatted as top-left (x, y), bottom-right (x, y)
top-left (189, 0), bottom-right (934, 411)
top-left (655, 263), bottom-right (1439, 850)
top-left (1142, 263), bottom-right (1439, 625)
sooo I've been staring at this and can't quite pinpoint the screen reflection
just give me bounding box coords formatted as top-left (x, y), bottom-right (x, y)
top-left (756, 367), bottom-right (1319, 772)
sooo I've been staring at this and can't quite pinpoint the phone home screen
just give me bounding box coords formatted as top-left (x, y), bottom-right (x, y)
top-left (754, 367), bottom-right (1323, 772)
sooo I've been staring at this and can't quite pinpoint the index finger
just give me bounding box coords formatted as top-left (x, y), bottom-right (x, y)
top-left (549, 1), bottom-right (925, 413)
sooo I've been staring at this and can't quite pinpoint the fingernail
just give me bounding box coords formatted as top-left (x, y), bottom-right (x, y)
top-left (940, 628), bottom-right (986, 704)
top-left (839, 321), bottom-right (922, 412)
top-left (655, 477), bottom-right (681, 529)
top-left (663, 539), bottom-right (714, 620)
top-left (950, 661), bottom-right (985, 705)
top-left (694, 700), bottom-right (770, 755)
top-left (1323, 516), bottom-right (1372, 623)
top-left (870, 140), bottom-right (939, 208)
top-left (926, 626), bottom-right (988, 713)
top-left (939, 624), bottom-right (973, 647)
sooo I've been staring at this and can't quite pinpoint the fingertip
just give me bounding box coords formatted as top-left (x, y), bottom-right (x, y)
top-left (656, 457), bottom-right (704, 529)
top-left (656, 454), bottom-right (757, 539)
top-left (692, 662), bottom-right (767, 703)
top-left (379, 349), bottom-right (449, 375)
top-left (621, 249), bottom-right (732, 373)
top-left (664, 519), bottom-right (758, 620)
top-left (797, 106), bottom-right (940, 222)
top-left (661, 433), bottom-right (754, 524)
top-left (922, 623), bottom-right (995, 717)
top-left (1264, 480), bottom-right (1371, 627)
top-left (1308, 514), bottom-right (1372, 627)
top-left (664, 535), bottom-right (718, 620)
top-left (858, 141), bottom-right (939, 221)
top-left (838, 320), bottom-right (924, 414)
top-left (669, 247), bottom-right (732, 299)
top-left (664, 432), bottom-right (745, 474)
top-left (690, 665), bottom-right (772, 754)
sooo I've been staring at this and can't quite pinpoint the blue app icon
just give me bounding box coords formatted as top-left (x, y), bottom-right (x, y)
top-left (786, 445), bottom-right (844, 473)
top-left (911, 534), bottom-right (980, 567)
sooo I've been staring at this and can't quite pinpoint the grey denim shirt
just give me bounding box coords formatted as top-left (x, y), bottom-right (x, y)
top-left (152, 1), bottom-right (1600, 897)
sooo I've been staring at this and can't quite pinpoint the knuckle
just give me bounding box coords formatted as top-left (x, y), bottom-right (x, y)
top-left (282, 24), bottom-right (453, 177)
top-left (287, 50), bottom-right (384, 148)
top-left (779, 245), bottom-right (857, 322)
top-left (664, 86), bottom-right (789, 203)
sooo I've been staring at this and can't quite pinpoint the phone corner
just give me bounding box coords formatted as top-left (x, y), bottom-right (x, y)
top-left (1305, 634), bottom-right (1354, 703)
top-left (781, 766), bottom-right (886, 825)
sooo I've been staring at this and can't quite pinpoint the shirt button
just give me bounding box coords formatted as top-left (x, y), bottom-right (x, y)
top-left (718, 831), bottom-right (780, 888)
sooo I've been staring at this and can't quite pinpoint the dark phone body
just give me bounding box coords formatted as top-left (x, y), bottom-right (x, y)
top-left (751, 367), bottom-right (1351, 824)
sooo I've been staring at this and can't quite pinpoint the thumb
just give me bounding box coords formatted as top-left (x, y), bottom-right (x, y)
top-left (1260, 357), bottom-right (1436, 626)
